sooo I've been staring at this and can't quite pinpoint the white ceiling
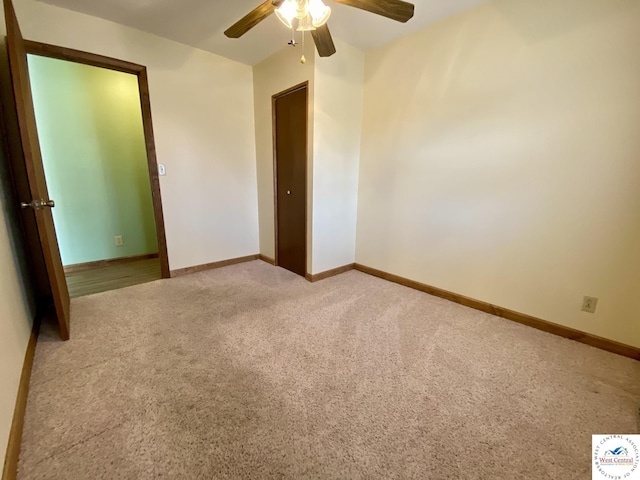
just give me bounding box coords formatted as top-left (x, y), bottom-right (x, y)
top-left (36, 0), bottom-right (489, 65)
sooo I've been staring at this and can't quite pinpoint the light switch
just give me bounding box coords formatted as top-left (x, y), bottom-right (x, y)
top-left (158, 164), bottom-right (166, 176)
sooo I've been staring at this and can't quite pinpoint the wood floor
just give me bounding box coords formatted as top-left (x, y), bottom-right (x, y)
top-left (65, 257), bottom-right (162, 298)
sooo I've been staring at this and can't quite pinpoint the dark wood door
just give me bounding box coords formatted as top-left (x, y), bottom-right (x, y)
top-left (4, 0), bottom-right (70, 339)
top-left (274, 85), bottom-right (307, 277)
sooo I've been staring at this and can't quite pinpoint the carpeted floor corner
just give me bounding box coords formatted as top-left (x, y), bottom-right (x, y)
top-left (18, 260), bottom-right (640, 479)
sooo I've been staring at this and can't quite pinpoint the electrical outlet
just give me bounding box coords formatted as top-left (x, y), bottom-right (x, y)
top-left (115, 235), bottom-right (124, 246)
top-left (581, 296), bottom-right (598, 314)
top-left (158, 164), bottom-right (166, 176)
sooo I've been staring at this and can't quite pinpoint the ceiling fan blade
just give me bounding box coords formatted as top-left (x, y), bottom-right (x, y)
top-left (332, 0), bottom-right (414, 23)
top-left (311, 24), bottom-right (337, 57)
top-left (224, 0), bottom-right (284, 38)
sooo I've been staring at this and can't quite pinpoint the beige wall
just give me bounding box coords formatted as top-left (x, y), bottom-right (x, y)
top-left (356, 0), bottom-right (640, 347)
top-left (312, 40), bottom-right (364, 274)
top-left (6, 0), bottom-right (259, 272)
top-left (0, 114), bottom-right (35, 472)
top-left (253, 46), bottom-right (315, 271)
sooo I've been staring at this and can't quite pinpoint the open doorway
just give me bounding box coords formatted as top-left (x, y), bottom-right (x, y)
top-left (26, 54), bottom-right (162, 298)
top-left (3, 0), bottom-right (170, 338)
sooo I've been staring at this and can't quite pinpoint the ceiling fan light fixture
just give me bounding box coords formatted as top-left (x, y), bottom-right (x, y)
top-left (275, 0), bottom-right (297, 29)
top-left (225, 0), bottom-right (415, 59)
top-left (296, 13), bottom-right (316, 31)
top-left (308, 0), bottom-right (331, 27)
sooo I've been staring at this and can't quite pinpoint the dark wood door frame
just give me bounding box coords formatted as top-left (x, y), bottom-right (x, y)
top-left (23, 40), bottom-right (171, 279)
top-left (272, 81), bottom-right (309, 277)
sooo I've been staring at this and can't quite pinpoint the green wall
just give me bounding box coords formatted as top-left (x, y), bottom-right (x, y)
top-left (28, 55), bottom-right (158, 266)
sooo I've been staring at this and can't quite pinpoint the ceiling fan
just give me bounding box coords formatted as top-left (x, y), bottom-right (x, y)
top-left (224, 0), bottom-right (415, 58)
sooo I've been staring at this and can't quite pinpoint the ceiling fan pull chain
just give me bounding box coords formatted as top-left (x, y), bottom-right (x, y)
top-left (301, 30), bottom-right (306, 64)
top-left (288, 25), bottom-right (296, 47)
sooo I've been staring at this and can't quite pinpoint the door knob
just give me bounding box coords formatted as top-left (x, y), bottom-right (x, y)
top-left (287, 190), bottom-right (291, 195)
top-left (21, 199), bottom-right (55, 209)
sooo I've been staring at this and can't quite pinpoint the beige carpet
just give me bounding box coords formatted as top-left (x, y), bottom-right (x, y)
top-left (19, 260), bottom-right (640, 479)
